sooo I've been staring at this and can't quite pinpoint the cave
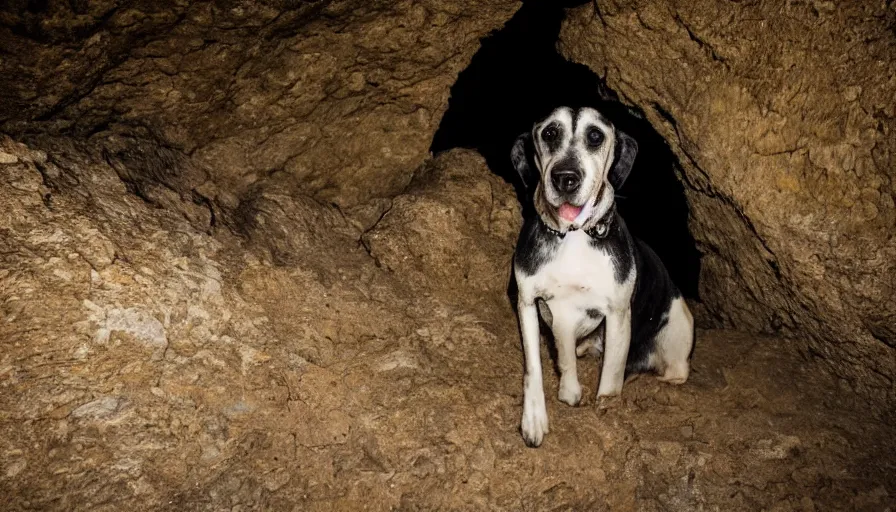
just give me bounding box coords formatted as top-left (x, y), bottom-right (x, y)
top-left (1, 1), bottom-right (894, 510)
top-left (430, 0), bottom-right (701, 299)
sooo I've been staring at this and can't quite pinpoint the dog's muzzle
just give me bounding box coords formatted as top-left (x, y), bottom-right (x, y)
top-left (550, 168), bottom-right (581, 194)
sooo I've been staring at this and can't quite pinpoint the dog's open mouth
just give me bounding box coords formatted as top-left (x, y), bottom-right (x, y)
top-left (557, 195), bottom-right (597, 226)
top-left (559, 203), bottom-right (583, 222)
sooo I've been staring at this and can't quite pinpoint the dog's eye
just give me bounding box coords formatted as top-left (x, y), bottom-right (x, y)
top-left (542, 126), bottom-right (559, 142)
top-left (586, 128), bottom-right (604, 146)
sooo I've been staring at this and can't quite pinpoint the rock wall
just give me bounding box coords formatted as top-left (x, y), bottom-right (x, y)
top-left (3, 2), bottom-right (896, 507)
top-left (1, 0), bottom-right (520, 209)
top-left (0, 137), bottom-right (532, 509)
top-left (4, 135), bottom-right (892, 511)
top-left (560, 1), bottom-right (896, 400)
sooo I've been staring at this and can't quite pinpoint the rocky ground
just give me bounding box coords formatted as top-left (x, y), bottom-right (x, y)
top-left (1, 137), bottom-right (893, 511)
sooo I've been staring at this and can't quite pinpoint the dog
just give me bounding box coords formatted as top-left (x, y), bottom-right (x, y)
top-left (511, 106), bottom-right (694, 447)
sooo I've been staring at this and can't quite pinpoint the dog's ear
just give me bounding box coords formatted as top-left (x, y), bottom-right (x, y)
top-left (511, 132), bottom-right (538, 190)
top-left (610, 131), bottom-right (638, 190)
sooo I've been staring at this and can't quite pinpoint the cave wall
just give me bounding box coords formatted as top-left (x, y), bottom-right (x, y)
top-left (1, 0), bottom-right (520, 216)
top-left (5, 1), bottom-right (896, 507)
top-left (560, 1), bottom-right (896, 400)
top-left (0, 132), bottom-right (534, 509)
top-left (3, 0), bottom-right (894, 402)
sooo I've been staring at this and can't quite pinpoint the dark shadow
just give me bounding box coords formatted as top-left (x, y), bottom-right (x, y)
top-left (431, 0), bottom-right (701, 299)
top-left (431, 0), bottom-right (603, 186)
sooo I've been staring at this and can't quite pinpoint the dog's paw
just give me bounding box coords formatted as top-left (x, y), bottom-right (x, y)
top-left (520, 395), bottom-right (549, 448)
top-left (576, 338), bottom-right (604, 358)
top-left (558, 379), bottom-right (582, 406)
top-left (658, 362), bottom-right (690, 385)
top-left (596, 394), bottom-right (622, 412)
top-left (596, 380), bottom-right (623, 400)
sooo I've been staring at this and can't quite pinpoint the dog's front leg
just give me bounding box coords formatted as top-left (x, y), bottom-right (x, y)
top-left (597, 308), bottom-right (632, 398)
top-left (518, 298), bottom-right (548, 447)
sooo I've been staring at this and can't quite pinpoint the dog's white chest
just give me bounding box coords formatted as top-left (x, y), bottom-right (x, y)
top-left (529, 231), bottom-right (621, 310)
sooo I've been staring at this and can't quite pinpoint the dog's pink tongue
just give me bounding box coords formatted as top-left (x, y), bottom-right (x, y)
top-left (559, 203), bottom-right (582, 222)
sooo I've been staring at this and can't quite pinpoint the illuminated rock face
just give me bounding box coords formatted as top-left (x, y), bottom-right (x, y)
top-left (561, 1), bottom-right (896, 399)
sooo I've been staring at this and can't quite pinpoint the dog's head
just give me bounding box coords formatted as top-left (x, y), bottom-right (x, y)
top-left (511, 106), bottom-right (637, 230)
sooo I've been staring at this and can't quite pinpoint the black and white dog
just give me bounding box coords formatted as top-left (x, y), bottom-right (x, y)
top-left (511, 106), bottom-right (694, 447)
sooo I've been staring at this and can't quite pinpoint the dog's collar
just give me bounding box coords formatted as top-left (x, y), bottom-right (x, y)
top-left (542, 205), bottom-right (615, 240)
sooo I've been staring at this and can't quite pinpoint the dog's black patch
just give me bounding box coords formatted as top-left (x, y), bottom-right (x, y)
top-left (511, 132), bottom-right (539, 193)
top-left (514, 215), bottom-right (561, 277)
top-left (609, 132), bottom-right (637, 190)
top-left (585, 308), bottom-right (601, 319)
top-left (588, 211), bottom-right (634, 284)
top-left (625, 238), bottom-right (680, 376)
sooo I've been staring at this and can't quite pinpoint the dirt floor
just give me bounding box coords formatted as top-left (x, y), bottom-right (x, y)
top-left (1, 139), bottom-right (894, 511)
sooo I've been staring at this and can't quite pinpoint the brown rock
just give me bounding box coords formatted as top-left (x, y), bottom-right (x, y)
top-left (1, 2), bottom-right (896, 510)
top-left (560, 1), bottom-right (896, 400)
top-left (1, 0), bottom-right (521, 208)
top-left (362, 149), bottom-right (520, 302)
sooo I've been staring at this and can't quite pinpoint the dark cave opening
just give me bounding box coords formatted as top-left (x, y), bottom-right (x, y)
top-left (431, 0), bottom-right (702, 300)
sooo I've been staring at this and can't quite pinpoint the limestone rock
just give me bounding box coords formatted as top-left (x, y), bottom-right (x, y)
top-left (560, 1), bottom-right (896, 399)
top-left (0, 0), bottom-right (521, 208)
top-left (362, 149), bottom-right (521, 302)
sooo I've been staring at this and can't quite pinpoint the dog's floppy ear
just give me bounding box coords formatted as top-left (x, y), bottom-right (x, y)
top-left (610, 131), bottom-right (638, 190)
top-left (511, 132), bottom-right (538, 190)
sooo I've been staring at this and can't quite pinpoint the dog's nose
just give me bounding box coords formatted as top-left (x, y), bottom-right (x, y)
top-left (551, 170), bottom-right (581, 194)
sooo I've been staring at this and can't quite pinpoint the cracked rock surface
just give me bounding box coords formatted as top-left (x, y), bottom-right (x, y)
top-left (1, 0), bottom-right (895, 509)
top-left (1, 0), bottom-right (520, 207)
top-left (1, 140), bottom-right (894, 510)
top-left (561, 0), bottom-right (896, 400)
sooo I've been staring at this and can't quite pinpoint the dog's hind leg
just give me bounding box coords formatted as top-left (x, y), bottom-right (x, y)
top-left (656, 297), bottom-right (693, 384)
top-left (555, 322), bottom-right (583, 406)
top-left (597, 309), bottom-right (632, 397)
top-left (576, 321), bottom-right (605, 358)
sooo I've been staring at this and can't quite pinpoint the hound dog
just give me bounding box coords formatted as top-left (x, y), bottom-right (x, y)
top-left (511, 106), bottom-right (694, 447)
